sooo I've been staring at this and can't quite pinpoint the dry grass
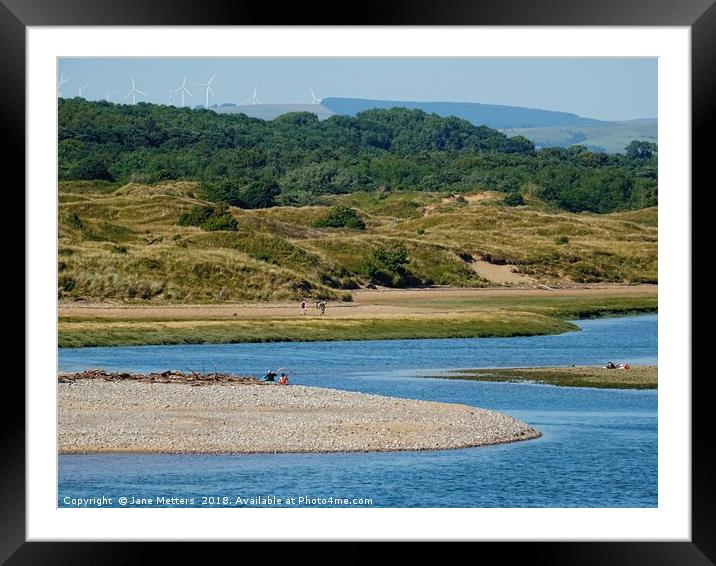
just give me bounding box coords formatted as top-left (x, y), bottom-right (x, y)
top-left (58, 181), bottom-right (657, 304)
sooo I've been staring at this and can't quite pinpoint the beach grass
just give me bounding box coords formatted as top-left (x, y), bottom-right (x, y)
top-left (58, 181), bottom-right (657, 303)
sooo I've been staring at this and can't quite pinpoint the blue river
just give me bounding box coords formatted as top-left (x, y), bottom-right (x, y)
top-left (58, 314), bottom-right (657, 508)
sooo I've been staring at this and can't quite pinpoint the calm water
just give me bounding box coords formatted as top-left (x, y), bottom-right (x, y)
top-left (58, 314), bottom-right (657, 508)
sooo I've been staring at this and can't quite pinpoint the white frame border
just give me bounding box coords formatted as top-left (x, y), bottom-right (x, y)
top-left (27, 26), bottom-right (690, 541)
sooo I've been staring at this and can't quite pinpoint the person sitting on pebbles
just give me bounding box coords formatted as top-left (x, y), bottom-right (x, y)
top-left (279, 372), bottom-right (289, 385)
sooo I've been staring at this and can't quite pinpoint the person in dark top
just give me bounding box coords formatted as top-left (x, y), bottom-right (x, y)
top-left (263, 370), bottom-right (277, 382)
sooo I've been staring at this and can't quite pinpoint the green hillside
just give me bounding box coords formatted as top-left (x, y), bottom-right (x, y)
top-left (59, 99), bottom-right (657, 214)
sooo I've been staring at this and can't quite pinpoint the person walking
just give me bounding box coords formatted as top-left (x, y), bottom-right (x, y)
top-left (318, 300), bottom-right (326, 316)
top-left (300, 299), bottom-right (307, 316)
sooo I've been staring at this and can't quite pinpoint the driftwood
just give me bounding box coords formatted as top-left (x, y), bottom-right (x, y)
top-left (58, 369), bottom-right (260, 386)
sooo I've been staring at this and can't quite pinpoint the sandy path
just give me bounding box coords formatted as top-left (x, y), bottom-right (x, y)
top-left (59, 285), bottom-right (657, 320)
top-left (59, 380), bottom-right (541, 454)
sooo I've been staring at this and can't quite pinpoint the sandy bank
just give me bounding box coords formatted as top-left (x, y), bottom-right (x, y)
top-left (59, 285), bottom-right (657, 320)
top-left (58, 377), bottom-right (541, 454)
top-left (430, 365), bottom-right (658, 389)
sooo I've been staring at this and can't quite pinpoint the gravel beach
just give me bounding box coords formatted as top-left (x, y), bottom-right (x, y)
top-left (58, 378), bottom-right (541, 454)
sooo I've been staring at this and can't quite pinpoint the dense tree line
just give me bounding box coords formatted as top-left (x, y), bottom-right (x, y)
top-left (58, 98), bottom-right (657, 213)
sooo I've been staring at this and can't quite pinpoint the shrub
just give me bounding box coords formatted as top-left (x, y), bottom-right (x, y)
top-left (112, 245), bottom-right (128, 254)
top-left (555, 235), bottom-right (570, 245)
top-left (178, 204), bottom-right (238, 232)
top-left (201, 214), bottom-right (239, 232)
top-left (503, 193), bottom-right (525, 207)
top-left (313, 206), bottom-right (365, 229)
top-left (203, 179), bottom-right (278, 209)
top-left (361, 241), bottom-right (417, 287)
top-left (374, 241), bottom-right (408, 271)
top-left (178, 205), bottom-right (218, 227)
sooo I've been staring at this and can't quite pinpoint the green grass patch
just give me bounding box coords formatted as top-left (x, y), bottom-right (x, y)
top-left (58, 314), bottom-right (577, 348)
top-left (425, 365), bottom-right (657, 389)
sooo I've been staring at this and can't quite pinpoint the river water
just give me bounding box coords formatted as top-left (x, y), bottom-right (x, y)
top-left (58, 314), bottom-right (657, 508)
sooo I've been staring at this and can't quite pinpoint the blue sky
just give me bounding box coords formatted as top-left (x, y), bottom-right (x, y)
top-left (58, 58), bottom-right (657, 121)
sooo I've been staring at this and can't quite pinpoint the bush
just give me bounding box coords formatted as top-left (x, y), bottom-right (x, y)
top-left (201, 214), bottom-right (238, 232)
top-left (362, 241), bottom-right (417, 287)
top-left (373, 241), bottom-right (408, 271)
top-left (203, 179), bottom-right (278, 209)
top-left (178, 205), bottom-right (218, 227)
top-left (555, 235), bottom-right (570, 245)
top-left (503, 193), bottom-right (525, 207)
top-left (178, 204), bottom-right (238, 232)
top-left (313, 206), bottom-right (365, 229)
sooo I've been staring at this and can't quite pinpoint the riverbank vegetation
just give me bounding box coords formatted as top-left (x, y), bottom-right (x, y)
top-left (58, 289), bottom-right (656, 347)
top-left (425, 365), bottom-right (658, 389)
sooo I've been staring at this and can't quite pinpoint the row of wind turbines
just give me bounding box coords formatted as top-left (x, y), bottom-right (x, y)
top-left (58, 73), bottom-right (324, 108)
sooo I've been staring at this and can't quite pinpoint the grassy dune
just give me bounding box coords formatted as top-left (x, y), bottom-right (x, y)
top-left (57, 180), bottom-right (657, 347)
top-left (58, 181), bottom-right (657, 304)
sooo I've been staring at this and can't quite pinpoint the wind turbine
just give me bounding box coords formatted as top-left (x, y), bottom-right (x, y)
top-left (168, 87), bottom-right (174, 106)
top-left (309, 88), bottom-right (322, 104)
top-left (105, 90), bottom-right (120, 103)
top-left (195, 73), bottom-right (216, 109)
top-left (76, 82), bottom-right (91, 98)
top-left (172, 75), bottom-right (193, 108)
top-left (241, 85), bottom-right (261, 105)
top-left (57, 73), bottom-right (71, 97)
top-left (124, 77), bottom-right (148, 104)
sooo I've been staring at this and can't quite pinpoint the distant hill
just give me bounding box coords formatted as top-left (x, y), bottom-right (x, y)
top-left (214, 103), bottom-right (335, 120)
top-left (321, 97), bottom-right (606, 129)
top-left (288, 97), bottom-right (658, 153)
top-left (209, 98), bottom-right (656, 153)
top-left (503, 119), bottom-right (658, 154)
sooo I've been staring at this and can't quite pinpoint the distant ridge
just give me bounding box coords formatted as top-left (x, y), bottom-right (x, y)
top-left (321, 97), bottom-right (607, 129)
top-left (213, 103), bottom-right (335, 121)
top-left (208, 97), bottom-right (656, 153)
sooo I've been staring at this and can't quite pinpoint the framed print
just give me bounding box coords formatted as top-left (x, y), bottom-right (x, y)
top-left (8, 0), bottom-right (710, 561)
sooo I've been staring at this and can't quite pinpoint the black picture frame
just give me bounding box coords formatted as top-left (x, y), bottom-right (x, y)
top-left (8, 0), bottom-right (707, 561)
